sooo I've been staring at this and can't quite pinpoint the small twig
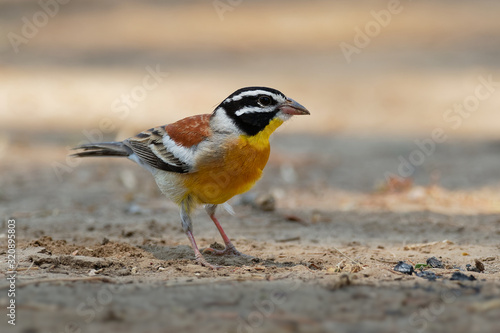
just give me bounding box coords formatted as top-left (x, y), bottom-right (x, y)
top-left (283, 214), bottom-right (309, 226)
top-left (24, 261), bottom-right (35, 272)
top-left (332, 246), bottom-right (361, 265)
top-left (276, 236), bottom-right (300, 243)
top-left (372, 257), bottom-right (399, 264)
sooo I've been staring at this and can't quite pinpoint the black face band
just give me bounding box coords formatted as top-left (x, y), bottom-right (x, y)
top-left (217, 87), bottom-right (286, 136)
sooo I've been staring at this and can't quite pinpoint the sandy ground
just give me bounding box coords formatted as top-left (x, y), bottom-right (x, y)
top-left (1, 134), bottom-right (500, 333)
top-left (1, 1), bottom-right (500, 333)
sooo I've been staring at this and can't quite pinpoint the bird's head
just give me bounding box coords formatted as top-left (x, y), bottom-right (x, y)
top-left (212, 87), bottom-right (310, 137)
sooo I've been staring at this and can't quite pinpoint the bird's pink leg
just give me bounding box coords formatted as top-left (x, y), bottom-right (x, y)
top-left (185, 230), bottom-right (220, 269)
top-left (203, 205), bottom-right (251, 257)
top-left (180, 199), bottom-right (220, 269)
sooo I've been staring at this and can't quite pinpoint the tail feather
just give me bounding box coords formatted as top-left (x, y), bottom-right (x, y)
top-left (71, 142), bottom-right (131, 158)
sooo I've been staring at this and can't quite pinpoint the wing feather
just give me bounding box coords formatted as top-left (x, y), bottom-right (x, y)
top-left (124, 125), bottom-right (190, 173)
top-left (125, 139), bottom-right (189, 173)
top-left (123, 115), bottom-right (212, 174)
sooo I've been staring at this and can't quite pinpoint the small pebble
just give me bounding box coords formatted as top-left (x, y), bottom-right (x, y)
top-left (254, 193), bottom-right (276, 212)
top-left (88, 268), bottom-right (103, 276)
top-left (125, 203), bottom-right (144, 215)
top-left (450, 272), bottom-right (476, 281)
top-left (426, 256), bottom-right (443, 268)
top-left (466, 260), bottom-right (485, 273)
top-left (474, 259), bottom-right (485, 272)
top-left (466, 264), bottom-right (480, 272)
top-left (394, 261), bottom-right (414, 275)
top-left (416, 271), bottom-right (438, 281)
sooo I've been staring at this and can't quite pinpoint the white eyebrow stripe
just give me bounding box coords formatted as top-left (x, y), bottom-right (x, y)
top-left (228, 90), bottom-right (281, 102)
top-left (234, 105), bottom-right (276, 116)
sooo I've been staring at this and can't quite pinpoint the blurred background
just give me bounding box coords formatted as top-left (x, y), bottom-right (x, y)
top-left (1, 0), bottom-right (499, 135)
top-left (1, 0), bottom-right (500, 194)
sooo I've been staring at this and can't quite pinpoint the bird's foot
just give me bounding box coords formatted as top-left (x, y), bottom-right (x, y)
top-left (195, 253), bottom-right (221, 270)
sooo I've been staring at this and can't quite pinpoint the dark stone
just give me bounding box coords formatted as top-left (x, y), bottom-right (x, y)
top-left (394, 261), bottom-right (414, 275)
top-left (450, 272), bottom-right (476, 281)
top-left (426, 256), bottom-right (444, 268)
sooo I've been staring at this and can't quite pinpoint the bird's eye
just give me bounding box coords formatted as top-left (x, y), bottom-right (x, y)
top-left (258, 96), bottom-right (272, 107)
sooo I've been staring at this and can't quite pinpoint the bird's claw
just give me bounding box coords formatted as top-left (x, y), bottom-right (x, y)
top-left (195, 255), bottom-right (222, 270)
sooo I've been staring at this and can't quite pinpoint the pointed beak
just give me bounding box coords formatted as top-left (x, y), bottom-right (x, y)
top-left (279, 98), bottom-right (310, 116)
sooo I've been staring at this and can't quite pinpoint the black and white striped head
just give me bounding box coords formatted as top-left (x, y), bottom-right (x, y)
top-left (212, 87), bottom-right (309, 136)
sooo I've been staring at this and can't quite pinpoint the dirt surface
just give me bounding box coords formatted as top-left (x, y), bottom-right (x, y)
top-left (1, 1), bottom-right (500, 333)
top-left (1, 134), bottom-right (500, 333)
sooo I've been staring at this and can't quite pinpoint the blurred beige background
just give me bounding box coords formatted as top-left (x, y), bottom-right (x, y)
top-left (1, 0), bottom-right (499, 141)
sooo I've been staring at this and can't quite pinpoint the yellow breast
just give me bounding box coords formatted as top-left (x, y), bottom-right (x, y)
top-left (182, 118), bottom-right (284, 205)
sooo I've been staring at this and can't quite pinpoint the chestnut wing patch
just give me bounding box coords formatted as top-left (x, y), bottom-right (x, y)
top-left (163, 114), bottom-right (211, 147)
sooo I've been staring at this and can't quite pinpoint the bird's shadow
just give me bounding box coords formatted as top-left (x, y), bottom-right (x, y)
top-left (140, 244), bottom-right (299, 268)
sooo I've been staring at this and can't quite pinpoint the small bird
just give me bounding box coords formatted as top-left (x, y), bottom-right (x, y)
top-left (72, 87), bottom-right (310, 268)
